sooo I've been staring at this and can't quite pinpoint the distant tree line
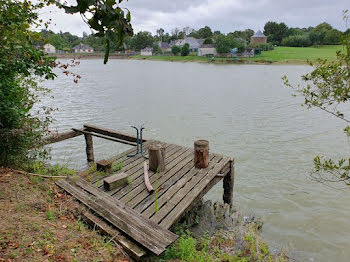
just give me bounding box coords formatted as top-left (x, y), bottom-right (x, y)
top-left (41, 22), bottom-right (349, 54)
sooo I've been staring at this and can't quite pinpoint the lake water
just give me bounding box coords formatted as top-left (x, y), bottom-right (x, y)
top-left (43, 59), bottom-right (350, 262)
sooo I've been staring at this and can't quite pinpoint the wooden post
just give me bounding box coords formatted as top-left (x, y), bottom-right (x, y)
top-left (148, 143), bottom-right (166, 172)
top-left (194, 140), bottom-right (209, 168)
top-left (223, 159), bottom-right (234, 206)
top-left (84, 133), bottom-right (94, 163)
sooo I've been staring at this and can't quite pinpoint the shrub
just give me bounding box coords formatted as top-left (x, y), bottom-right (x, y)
top-left (250, 43), bottom-right (274, 51)
top-left (171, 45), bottom-right (181, 55)
top-left (181, 43), bottom-right (190, 56)
top-left (281, 34), bottom-right (312, 47)
top-left (203, 38), bottom-right (213, 44)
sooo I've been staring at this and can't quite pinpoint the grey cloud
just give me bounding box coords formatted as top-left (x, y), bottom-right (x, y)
top-left (42, 0), bottom-right (349, 36)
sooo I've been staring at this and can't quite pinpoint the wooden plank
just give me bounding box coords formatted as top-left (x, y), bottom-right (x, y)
top-left (93, 143), bottom-right (178, 190)
top-left (123, 148), bottom-right (195, 209)
top-left (56, 178), bottom-right (177, 255)
top-left (84, 124), bottom-right (147, 143)
top-left (116, 146), bottom-right (191, 203)
top-left (44, 129), bottom-right (83, 145)
top-left (108, 144), bottom-right (182, 197)
top-left (139, 154), bottom-right (216, 218)
top-left (73, 128), bottom-right (137, 146)
top-left (81, 210), bottom-right (146, 260)
top-left (104, 172), bottom-right (129, 191)
top-left (150, 155), bottom-right (222, 224)
top-left (159, 157), bottom-right (231, 229)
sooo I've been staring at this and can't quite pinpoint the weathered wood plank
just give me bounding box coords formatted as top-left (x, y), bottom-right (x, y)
top-left (84, 124), bottom-right (147, 143)
top-left (81, 210), bottom-right (146, 260)
top-left (116, 147), bottom-right (192, 204)
top-left (44, 129), bottom-right (83, 145)
top-left (56, 178), bottom-right (177, 255)
top-left (159, 157), bottom-right (231, 229)
top-left (223, 159), bottom-right (234, 206)
top-left (109, 144), bottom-right (183, 197)
top-left (150, 156), bottom-right (222, 225)
top-left (139, 154), bottom-right (216, 218)
top-left (125, 148), bottom-right (195, 209)
top-left (104, 172), bottom-right (129, 191)
top-left (73, 128), bottom-right (137, 146)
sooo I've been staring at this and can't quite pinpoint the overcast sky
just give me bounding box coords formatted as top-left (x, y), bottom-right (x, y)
top-left (40, 0), bottom-right (350, 36)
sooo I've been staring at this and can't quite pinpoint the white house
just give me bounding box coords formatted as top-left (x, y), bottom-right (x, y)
top-left (198, 44), bottom-right (217, 57)
top-left (72, 43), bottom-right (94, 53)
top-left (173, 37), bottom-right (205, 52)
top-left (43, 43), bottom-right (56, 53)
top-left (141, 47), bottom-right (153, 56)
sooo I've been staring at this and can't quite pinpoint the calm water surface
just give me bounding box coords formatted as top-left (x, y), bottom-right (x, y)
top-left (43, 60), bottom-right (350, 262)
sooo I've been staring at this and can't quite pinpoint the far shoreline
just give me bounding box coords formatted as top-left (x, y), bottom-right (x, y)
top-left (51, 53), bottom-right (311, 65)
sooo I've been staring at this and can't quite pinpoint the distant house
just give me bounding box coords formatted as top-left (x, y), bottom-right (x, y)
top-left (198, 44), bottom-right (217, 57)
top-left (141, 47), bottom-right (153, 56)
top-left (157, 41), bottom-right (171, 52)
top-left (174, 37), bottom-right (205, 52)
top-left (250, 30), bottom-right (267, 44)
top-left (72, 43), bottom-right (94, 53)
top-left (43, 43), bottom-right (56, 53)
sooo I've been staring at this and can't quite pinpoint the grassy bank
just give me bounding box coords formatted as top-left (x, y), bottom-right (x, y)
top-left (133, 45), bottom-right (342, 64)
top-left (53, 45), bottom-right (342, 65)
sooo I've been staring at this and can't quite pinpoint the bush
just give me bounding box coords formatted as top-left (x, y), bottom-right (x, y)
top-left (181, 43), bottom-right (190, 56)
top-left (152, 44), bottom-right (162, 54)
top-left (250, 42), bottom-right (274, 51)
top-left (281, 34), bottom-right (312, 47)
top-left (171, 45), bottom-right (181, 55)
top-left (203, 38), bottom-right (213, 44)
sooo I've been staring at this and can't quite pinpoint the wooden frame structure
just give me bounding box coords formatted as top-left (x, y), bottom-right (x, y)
top-left (48, 124), bottom-right (234, 260)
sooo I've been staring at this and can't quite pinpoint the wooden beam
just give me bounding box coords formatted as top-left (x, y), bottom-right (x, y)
top-left (72, 128), bottom-right (137, 146)
top-left (84, 133), bottom-right (94, 163)
top-left (44, 129), bottom-right (83, 145)
top-left (84, 124), bottom-right (147, 144)
top-left (223, 159), bottom-right (234, 206)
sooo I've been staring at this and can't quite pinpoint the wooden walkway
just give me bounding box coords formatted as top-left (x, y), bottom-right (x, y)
top-left (52, 124), bottom-right (234, 259)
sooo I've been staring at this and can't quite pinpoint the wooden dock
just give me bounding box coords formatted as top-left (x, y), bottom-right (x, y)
top-left (52, 124), bottom-right (234, 259)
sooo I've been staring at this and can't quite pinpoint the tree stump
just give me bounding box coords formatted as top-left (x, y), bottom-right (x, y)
top-left (148, 143), bottom-right (166, 172)
top-left (194, 140), bottom-right (209, 168)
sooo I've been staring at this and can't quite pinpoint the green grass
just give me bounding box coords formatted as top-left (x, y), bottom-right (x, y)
top-left (133, 45), bottom-right (343, 64)
top-left (247, 45), bottom-right (343, 63)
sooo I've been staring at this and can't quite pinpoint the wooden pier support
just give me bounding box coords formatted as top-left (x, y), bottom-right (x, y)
top-left (148, 143), bottom-right (166, 172)
top-left (194, 140), bottom-right (209, 169)
top-left (223, 159), bottom-right (234, 206)
top-left (84, 133), bottom-right (94, 163)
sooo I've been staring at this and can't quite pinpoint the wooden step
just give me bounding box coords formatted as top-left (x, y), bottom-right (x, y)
top-left (56, 177), bottom-right (178, 255)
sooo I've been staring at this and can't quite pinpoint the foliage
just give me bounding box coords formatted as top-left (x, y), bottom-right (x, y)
top-left (197, 26), bottom-right (213, 39)
top-left (0, 0), bottom-right (57, 166)
top-left (281, 34), bottom-right (312, 47)
top-left (264, 21), bottom-right (288, 45)
top-left (57, 0), bottom-right (133, 64)
top-left (111, 161), bottom-right (124, 173)
top-left (216, 35), bottom-right (239, 54)
top-left (129, 31), bottom-right (154, 51)
top-left (171, 45), bottom-right (181, 56)
top-left (203, 38), bottom-right (213, 44)
top-left (283, 29), bottom-right (350, 186)
top-left (181, 43), bottom-right (190, 56)
top-left (152, 44), bottom-right (162, 55)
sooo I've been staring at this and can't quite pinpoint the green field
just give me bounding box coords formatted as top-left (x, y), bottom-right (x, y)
top-left (248, 45), bottom-right (343, 63)
top-left (133, 45), bottom-right (343, 64)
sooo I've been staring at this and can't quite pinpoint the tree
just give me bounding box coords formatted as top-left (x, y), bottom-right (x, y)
top-left (281, 34), bottom-right (312, 47)
top-left (203, 38), bottom-right (213, 44)
top-left (130, 31), bottom-right (154, 51)
top-left (215, 35), bottom-right (240, 54)
top-left (324, 29), bottom-right (341, 45)
top-left (198, 26), bottom-right (213, 39)
top-left (152, 44), bottom-right (162, 54)
top-left (283, 32), bottom-right (350, 186)
top-left (171, 45), bottom-right (181, 56)
top-left (156, 28), bottom-right (165, 41)
top-left (58, 0), bottom-right (133, 63)
top-left (264, 21), bottom-right (288, 45)
top-left (181, 43), bottom-right (190, 56)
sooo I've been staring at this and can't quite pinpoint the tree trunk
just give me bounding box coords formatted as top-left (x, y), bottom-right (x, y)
top-left (148, 143), bottom-right (166, 172)
top-left (194, 140), bottom-right (209, 168)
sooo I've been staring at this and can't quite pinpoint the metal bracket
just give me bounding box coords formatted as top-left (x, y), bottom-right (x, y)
top-left (127, 125), bottom-right (148, 159)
